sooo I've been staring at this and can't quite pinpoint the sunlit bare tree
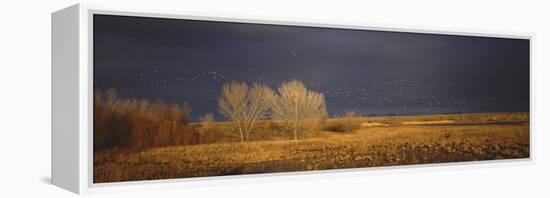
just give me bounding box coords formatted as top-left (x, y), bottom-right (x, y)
top-left (218, 81), bottom-right (274, 142)
top-left (272, 80), bottom-right (327, 140)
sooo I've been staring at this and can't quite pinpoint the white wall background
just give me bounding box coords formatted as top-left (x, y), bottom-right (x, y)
top-left (0, 0), bottom-right (548, 197)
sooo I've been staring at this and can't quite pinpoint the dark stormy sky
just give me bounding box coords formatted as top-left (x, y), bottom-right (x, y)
top-left (93, 14), bottom-right (530, 120)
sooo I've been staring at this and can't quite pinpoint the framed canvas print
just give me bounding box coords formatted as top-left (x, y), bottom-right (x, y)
top-left (52, 4), bottom-right (533, 194)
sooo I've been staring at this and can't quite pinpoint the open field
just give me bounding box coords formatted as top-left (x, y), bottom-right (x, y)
top-left (94, 112), bottom-right (529, 183)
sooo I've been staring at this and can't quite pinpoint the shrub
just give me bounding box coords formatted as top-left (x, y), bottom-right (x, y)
top-left (323, 112), bottom-right (361, 133)
top-left (322, 120), bottom-right (347, 132)
top-left (197, 113), bottom-right (226, 144)
top-left (94, 89), bottom-right (199, 151)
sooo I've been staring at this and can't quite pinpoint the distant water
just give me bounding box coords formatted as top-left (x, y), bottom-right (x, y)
top-left (328, 105), bottom-right (529, 117)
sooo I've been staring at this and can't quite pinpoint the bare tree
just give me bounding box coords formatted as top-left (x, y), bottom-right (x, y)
top-left (218, 81), bottom-right (274, 142)
top-left (272, 80), bottom-right (327, 140)
top-left (218, 82), bottom-right (248, 141)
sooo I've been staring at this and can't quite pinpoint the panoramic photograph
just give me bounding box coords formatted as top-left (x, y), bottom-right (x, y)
top-left (92, 14), bottom-right (530, 183)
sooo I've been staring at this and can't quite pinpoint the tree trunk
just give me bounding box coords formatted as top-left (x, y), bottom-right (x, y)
top-left (238, 126), bottom-right (244, 142)
top-left (293, 129), bottom-right (298, 140)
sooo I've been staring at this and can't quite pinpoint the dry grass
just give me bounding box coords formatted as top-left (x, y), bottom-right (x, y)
top-left (402, 120), bottom-right (455, 125)
top-left (94, 112), bottom-right (530, 183)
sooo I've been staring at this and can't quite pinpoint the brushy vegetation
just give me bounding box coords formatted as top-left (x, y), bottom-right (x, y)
top-left (94, 89), bottom-right (199, 151)
top-left (323, 111), bottom-right (362, 133)
top-left (94, 80), bottom-right (329, 150)
top-left (94, 112), bottom-right (529, 183)
top-left (93, 88), bottom-right (325, 150)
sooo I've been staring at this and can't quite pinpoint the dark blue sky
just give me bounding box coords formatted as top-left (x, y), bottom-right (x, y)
top-left (93, 14), bottom-right (530, 120)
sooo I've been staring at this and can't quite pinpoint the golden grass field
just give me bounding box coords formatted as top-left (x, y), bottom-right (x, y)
top-left (94, 112), bottom-right (529, 183)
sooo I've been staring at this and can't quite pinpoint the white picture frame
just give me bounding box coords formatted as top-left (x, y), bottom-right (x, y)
top-left (52, 3), bottom-right (534, 194)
